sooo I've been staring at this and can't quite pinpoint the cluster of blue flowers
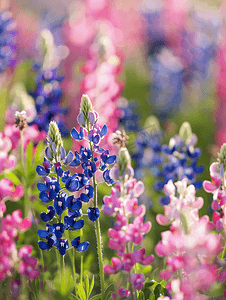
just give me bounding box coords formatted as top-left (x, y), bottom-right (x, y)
top-left (29, 66), bottom-right (68, 136)
top-left (0, 11), bottom-right (17, 73)
top-left (143, 2), bottom-right (220, 117)
top-left (117, 101), bottom-right (204, 206)
top-left (36, 95), bottom-right (116, 255)
top-left (133, 121), bottom-right (204, 206)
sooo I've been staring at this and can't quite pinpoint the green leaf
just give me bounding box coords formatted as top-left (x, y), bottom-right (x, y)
top-left (89, 275), bottom-right (94, 298)
top-left (149, 293), bottom-right (155, 300)
top-left (89, 294), bottom-right (101, 300)
top-left (104, 283), bottom-right (114, 299)
top-left (84, 276), bottom-right (89, 300)
top-left (70, 294), bottom-right (80, 300)
top-left (77, 283), bottom-right (86, 300)
top-left (26, 142), bottom-right (34, 174)
top-left (138, 291), bottom-right (145, 300)
top-left (3, 172), bottom-right (21, 186)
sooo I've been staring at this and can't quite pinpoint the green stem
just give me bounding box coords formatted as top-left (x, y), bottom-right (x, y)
top-left (20, 130), bottom-right (24, 169)
top-left (93, 175), bottom-right (105, 300)
top-left (80, 228), bottom-right (84, 285)
top-left (61, 255), bottom-right (66, 294)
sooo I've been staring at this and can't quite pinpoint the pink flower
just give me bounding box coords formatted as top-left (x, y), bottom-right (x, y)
top-left (18, 246), bottom-right (39, 280)
top-left (104, 257), bottom-right (122, 274)
top-left (133, 216), bottom-right (152, 234)
top-left (12, 210), bottom-right (32, 232)
top-left (131, 273), bottom-right (145, 290)
top-left (0, 255), bottom-right (11, 280)
top-left (124, 198), bottom-right (146, 217)
top-left (203, 162), bottom-right (224, 200)
top-left (121, 253), bottom-right (136, 271)
top-left (126, 224), bottom-right (143, 245)
top-left (108, 229), bottom-right (126, 250)
top-left (0, 179), bottom-right (23, 201)
top-left (111, 288), bottom-right (130, 299)
top-left (133, 248), bottom-right (154, 265)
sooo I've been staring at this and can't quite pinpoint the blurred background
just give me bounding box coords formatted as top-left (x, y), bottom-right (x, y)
top-left (1, 0), bottom-right (226, 291)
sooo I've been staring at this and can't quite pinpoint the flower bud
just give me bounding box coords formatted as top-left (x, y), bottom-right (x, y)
top-left (47, 121), bottom-right (63, 162)
top-left (118, 147), bottom-right (131, 177)
top-left (179, 122), bottom-right (192, 144)
top-left (144, 115), bottom-right (160, 135)
top-left (80, 94), bottom-right (93, 126)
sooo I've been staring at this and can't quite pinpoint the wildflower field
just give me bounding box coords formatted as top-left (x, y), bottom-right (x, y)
top-left (1, 0), bottom-right (226, 299)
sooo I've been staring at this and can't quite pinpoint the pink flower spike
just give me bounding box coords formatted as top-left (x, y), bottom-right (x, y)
top-left (131, 273), bottom-right (145, 290)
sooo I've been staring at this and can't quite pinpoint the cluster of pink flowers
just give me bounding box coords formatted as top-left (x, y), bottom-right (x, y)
top-left (0, 209), bottom-right (39, 281)
top-left (156, 178), bottom-right (222, 300)
top-left (103, 163), bottom-right (154, 298)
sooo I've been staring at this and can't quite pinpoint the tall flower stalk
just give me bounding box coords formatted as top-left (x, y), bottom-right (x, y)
top-left (36, 94), bottom-right (116, 298)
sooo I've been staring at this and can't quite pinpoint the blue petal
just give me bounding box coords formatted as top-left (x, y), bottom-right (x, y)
top-left (64, 151), bottom-right (74, 165)
top-left (77, 242), bottom-right (89, 252)
top-left (100, 124), bottom-right (107, 137)
top-left (37, 182), bottom-right (48, 192)
top-left (71, 236), bottom-right (80, 248)
top-left (105, 155), bottom-right (117, 164)
top-left (73, 219), bottom-right (84, 230)
top-left (39, 192), bottom-right (51, 203)
top-left (38, 241), bottom-right (50, 250)
top-left (36, 165), bottom-right (49, 176)
top-left (71, 128), bottom-right (80, 140)
top-left (37, 229), bottom-right (49, 238)
top-left (80, 193), bottom-right (89, 202)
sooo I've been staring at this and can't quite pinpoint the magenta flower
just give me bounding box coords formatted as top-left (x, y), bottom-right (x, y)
top-left (131, 273), bottom-right (145, 290)
top-left (133, 248), bottom-right (154, 265)
top-left (108, 229), bottom-right (126, 250)
top-left (104, 257), bottom-right (122, 275)
top-left (203, 162), bottom-right (224, 199)
top-left (111, 288), bottom-right (131, 299)
top-left (121, 253), bottom-right (136, 271)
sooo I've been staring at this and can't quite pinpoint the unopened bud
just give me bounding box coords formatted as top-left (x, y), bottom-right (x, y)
top-left (47, 121), bottom-right (63, 162)
top-left (118, 147), bottom-right (131, 177)
top-left (179, 122), bottom-right (192, 144)
top-left (144, 115), bottom-right (160, 135)
top-left (80, 94), bottom-right (93, 126)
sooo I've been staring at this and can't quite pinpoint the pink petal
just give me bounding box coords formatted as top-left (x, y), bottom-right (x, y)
top-left (142, 254), bottom-right (154, 265)
top-left (203, 181), bottom-right (216, 192)
top-left (134, 205), bottom-right (146, 217)
top-left (140, 221), bottom-right (152, 233)
top-left (104, 265), bottom-right (115, 275)
top-left (18, 218), bottom-right (32, 232)
top-left (134, 181), bottom-right (144, 197)
top-left (156, 214), bottom-right (169, 225)
top-left (211, 200), bottom-right (221, 210)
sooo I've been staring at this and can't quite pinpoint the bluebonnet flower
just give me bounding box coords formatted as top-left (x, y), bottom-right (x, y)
top-left (0, 11), bottom-right (17, 73)
top-left (40, 205), bottom-right (55, 222)
top-left (150, 48), bottom-right (184, 117)
top-left (71, 236), bottom-right (89, 252)
top-left (117, 99), bottom-right (140, 132)
top-left (37, 95), bottom-right (117, 256)
top-left (87, 207), bottom-right (100, 222)
top-left (29, 29), bottom-right (69, 135)
top-left (57, 239), bottom-right (69, 255)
